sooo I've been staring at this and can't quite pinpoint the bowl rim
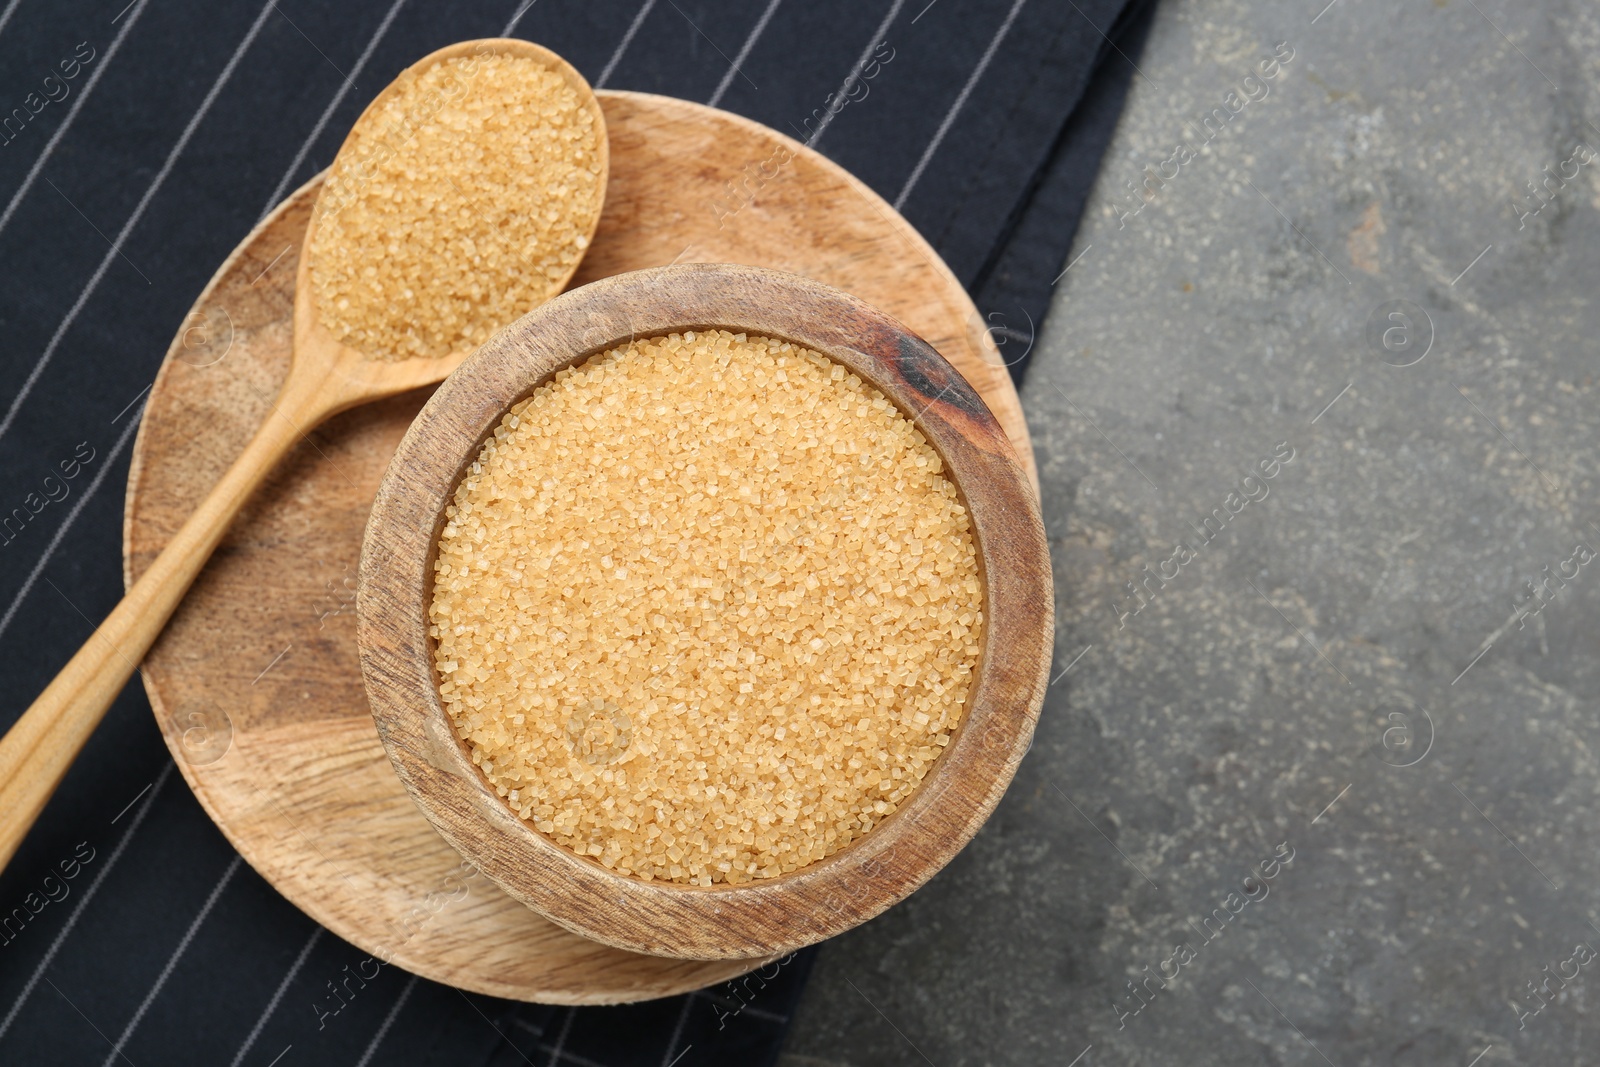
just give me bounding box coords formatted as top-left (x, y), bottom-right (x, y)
top-left (357, 263), bottom-right (1053, 960)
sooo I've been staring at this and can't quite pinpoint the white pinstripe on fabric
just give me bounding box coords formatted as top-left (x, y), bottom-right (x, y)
top-left (657, 995), bottom-right (694, 1067)
top-left (804, 0), bottom-right (906, 148)
top-left (98, 854), bottom-right (244, 1067)
top-left (706, 0), bottom-right (784, 108)
top-left (0, 0), bottom-right (278, 447)
top-left (0, 0), bottom-right (26, 47)
top-left (0, 762), bottom-right (175, 1045)
top-left (892, 0), bottom-right (1028, 209)
top-left (0, 399), bottom-right (144, 642)
top-left (354, 974), bottom-right (419, 1067)
top-left (257, 0), bottom-right (410, 220)
top-left (595, 0), bottom-right (658, 89)
top-left (546, 1006), bottom-right (577, 1067)
top-left (0, 0), bottom-right (154, 241)
top-left (227, 926), bottom-right (325, 1067)
top-left (502, 0), bottom-right (538, 36)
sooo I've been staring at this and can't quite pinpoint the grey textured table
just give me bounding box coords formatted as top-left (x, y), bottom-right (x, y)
top-left (781, 0), bottom-right (1600, 1064)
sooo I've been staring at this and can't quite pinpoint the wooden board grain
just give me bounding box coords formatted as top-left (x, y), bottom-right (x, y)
top-left (124, 91), bottom-right (1036, 1003)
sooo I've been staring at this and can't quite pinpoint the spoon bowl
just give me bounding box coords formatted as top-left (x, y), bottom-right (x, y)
top-left (289, 37), bottom-right (610, 418)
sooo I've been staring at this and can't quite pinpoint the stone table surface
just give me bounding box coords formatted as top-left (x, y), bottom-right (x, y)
top-left (780, 0), bottom-right (1600, 1064)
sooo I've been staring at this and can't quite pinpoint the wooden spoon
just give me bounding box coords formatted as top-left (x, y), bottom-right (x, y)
top-left (0, 38), bottom-right (608, 871)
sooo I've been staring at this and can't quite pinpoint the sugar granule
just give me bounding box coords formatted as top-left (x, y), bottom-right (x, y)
top-left (309, 54), bottom-right (603, 361)
top-left (429, 331), bottom-right (984, 885)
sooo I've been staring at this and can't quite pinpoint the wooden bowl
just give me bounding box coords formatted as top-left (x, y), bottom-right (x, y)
top-left (357, 263), bottom-right (1052, 960)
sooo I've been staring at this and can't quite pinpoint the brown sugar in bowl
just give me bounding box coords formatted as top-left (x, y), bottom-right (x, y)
top-left (357, 264), bottom-right (1053, 960)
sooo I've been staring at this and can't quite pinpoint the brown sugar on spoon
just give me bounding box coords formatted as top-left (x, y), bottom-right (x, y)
top-left (429, 331), bottom-right (985, 886)
top-left (309, 53), bottom-right (605, 361)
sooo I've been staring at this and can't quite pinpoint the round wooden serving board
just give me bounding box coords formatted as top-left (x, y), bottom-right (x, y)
top-left (125, 90), bottom-right (1036, 1004)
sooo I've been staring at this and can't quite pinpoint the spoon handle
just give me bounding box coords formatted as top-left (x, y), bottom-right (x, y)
top-left (0, 386), bottom-right (322, 872)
